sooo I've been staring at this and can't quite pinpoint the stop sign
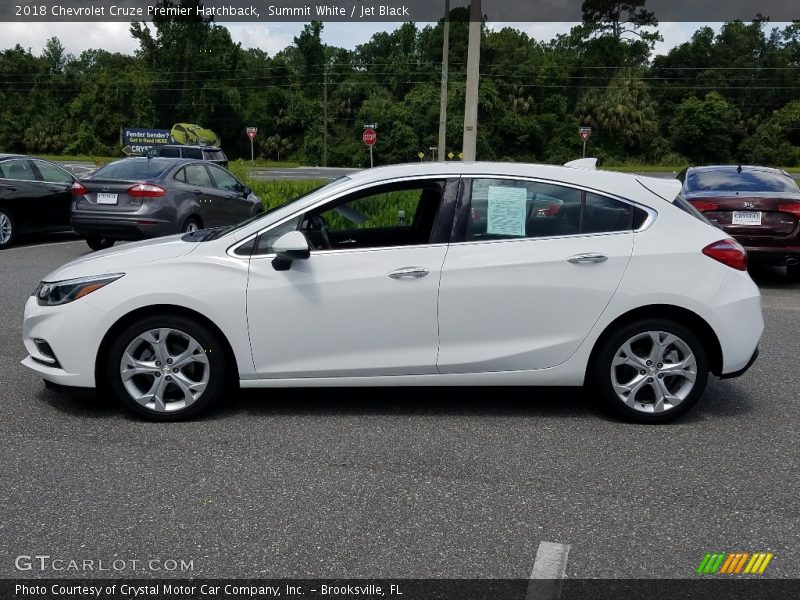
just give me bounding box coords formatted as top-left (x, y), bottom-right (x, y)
top-left (362, 128), bottom-right (377, 146)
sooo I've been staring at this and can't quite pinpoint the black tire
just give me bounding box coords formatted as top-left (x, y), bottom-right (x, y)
top-left (86, 235), bottom-right (115, 251)
top-left (105, 314), bottom-right (229, 421)
top-left (181, 217), bottom-right (202, 233)
top-left (787, 263), bottom-right (800, 283)
top-left (0, 208), bottom-right (17, 249)
top-left (589, 318), bottom-right (709, 424)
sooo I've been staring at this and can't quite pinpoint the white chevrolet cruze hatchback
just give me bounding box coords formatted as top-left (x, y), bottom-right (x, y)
top-left (22, 162), bottom-right (763, 422)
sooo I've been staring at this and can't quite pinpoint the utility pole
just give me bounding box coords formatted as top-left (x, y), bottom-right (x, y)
top-left (437, 0), bottom-right (450, 161)
top-left (462, 0), bottom-right (481, 162)
top-left (322, 64), bottom-right (328, 167)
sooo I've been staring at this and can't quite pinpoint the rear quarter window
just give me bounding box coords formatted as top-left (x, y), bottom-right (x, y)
top-left (182, 147), bottom-right (203, 159)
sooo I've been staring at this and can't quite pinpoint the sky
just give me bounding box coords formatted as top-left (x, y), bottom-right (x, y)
top-left (0, 21), bottom-right (722, 58)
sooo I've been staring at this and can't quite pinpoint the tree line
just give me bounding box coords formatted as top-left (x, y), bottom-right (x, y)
top-left (0, 0), bottom-right (799, 167)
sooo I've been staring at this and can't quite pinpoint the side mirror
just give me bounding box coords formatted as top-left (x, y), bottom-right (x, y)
top-left (271, 231), bottom-right (310, 271)
top-left (241, 185), bottom-right (252, 196)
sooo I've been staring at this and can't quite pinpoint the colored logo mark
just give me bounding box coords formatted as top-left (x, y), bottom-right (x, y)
top-left (696, 552), bottom-right (774, 574)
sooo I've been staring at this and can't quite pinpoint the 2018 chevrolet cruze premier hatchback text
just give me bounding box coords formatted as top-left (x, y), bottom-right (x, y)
top-left (22, 162), bottom-right (763, 422)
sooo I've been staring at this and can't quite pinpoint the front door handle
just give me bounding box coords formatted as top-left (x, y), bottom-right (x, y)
top-left (389, 267), bottom-right (430, 279)
top-left (567, 253), bottom-right (608, 264)
top-left (2, 185), bottom-right (18, 191)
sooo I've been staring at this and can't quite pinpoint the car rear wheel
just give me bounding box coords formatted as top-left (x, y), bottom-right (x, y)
top-left (590, 319), bottom-right (709, 423)
top-left (86, 235), bottom-right (115, 251)
top-left (182, 217), bottom-right (201, 233)
top-left (787, 263), bottom-right (800, 283)
top-left (105, 315), bottom-right (228, 420)
top-left (0, 208), bottom-right (16, 249)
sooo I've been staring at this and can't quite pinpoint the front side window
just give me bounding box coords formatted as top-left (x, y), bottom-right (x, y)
top-left (207, 165), bottom-right (240, 192)
top-left (1, 159), bottom-right (37, 181)
top-left (300, 181), bottom-right (444, 250)
top-left (33, 160), bottom-right (73, 184)
top-left (184, 164), bottom-right (213, 188)
top-left (467, 179), bottom-right (636, 241)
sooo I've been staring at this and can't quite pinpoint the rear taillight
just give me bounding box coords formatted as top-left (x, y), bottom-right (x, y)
top-left (71, 182), bottom-right (89, 195)
top-left (778, 203), bottom-right (800, 218)
top-left (128, 183), bottom-right (166, 198)
top-left (702, 238), bottom-right (748, 271)
top-left (689, 200), bottom-right (719, 212)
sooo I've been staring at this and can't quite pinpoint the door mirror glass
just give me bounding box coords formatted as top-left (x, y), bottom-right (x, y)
top-left (272, 230), bottom-right (310, 270)
top-left (242, 185), bottom-right (252, 196)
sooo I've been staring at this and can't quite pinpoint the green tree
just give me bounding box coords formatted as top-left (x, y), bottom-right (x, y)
top-left (670, 92), bottom-right (740, 164)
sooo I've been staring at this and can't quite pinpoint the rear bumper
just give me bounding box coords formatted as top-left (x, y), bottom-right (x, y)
top-left (719, 347), bottom-right (759, 379)
top-left (744, 246), bottom-right (800, 266)
top-left (71, 215), bottom-right (174, 240)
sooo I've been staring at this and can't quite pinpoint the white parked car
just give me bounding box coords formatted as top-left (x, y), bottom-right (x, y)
top-left (22, 162), bottom-right (763, 422)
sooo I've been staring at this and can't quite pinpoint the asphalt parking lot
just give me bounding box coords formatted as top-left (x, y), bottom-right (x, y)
top-left (1, 236), bottom-right (798, 580)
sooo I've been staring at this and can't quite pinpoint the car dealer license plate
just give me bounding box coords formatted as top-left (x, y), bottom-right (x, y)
top-left (96, 193), bottom-right (118, 205)
top-left (732, 211), bottom-right (761, 226)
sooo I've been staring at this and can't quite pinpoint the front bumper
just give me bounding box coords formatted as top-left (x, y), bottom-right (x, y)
top-left (21, 295), bottom-right (107, 388)
top-left (71, 214), bottom-right (173, 241)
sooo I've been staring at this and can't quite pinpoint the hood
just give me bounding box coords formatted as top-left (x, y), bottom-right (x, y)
top-left (42, 235), bottom-right (199, 282)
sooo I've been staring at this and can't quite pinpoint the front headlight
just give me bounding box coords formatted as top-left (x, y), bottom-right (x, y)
top-left (34, 273), bottom-right (125, 306)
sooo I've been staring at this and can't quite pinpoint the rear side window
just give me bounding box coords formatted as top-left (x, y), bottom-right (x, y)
top-left (158, 147), bottom-right (181, 158)
top-left (91, 159), bottom-right (170, 180)
top-left (686, 169), bottom-right (799, 193)
top-left (184, 164), bottom-right (213, 187)
top-left (466, 179), bottom-right (636, 241)
top-left (182, 147), bottom-right (203, 160)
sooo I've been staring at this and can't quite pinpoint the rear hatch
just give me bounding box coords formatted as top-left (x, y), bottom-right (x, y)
top-left (73, 158), bottom-right (171, 213)
top-left (686, 192), bottom-right (800, 245)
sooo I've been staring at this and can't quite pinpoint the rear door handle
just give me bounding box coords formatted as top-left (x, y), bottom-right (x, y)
top-left (2, 185), bottom-right (18, 191)
top-left (389, 267), bottom-right (430, 279)
top-left (567, 253), bottom-right (608, 264)
top-left (192, 189), bottom-right (203, 195)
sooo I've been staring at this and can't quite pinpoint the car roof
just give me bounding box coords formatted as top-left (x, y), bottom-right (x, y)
top-left (343, 161), bottom-right (681, 201)
top-left (0, 153), bottom-right (26, 160)
top-left (159, 145), bottom-right (223, 151)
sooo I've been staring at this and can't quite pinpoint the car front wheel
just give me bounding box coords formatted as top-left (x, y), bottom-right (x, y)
top-left (105, 315), bottom-right (228, 420)
top-left (590, 319), bottom-right (709, 423)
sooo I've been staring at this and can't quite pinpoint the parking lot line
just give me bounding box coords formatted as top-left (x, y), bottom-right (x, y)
top-left (4, 240), bottom-right (83, 251)
top-left (526, 541), bottom-right (571, 600)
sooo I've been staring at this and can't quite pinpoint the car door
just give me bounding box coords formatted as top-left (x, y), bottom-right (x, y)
top-left (0, 158), bottom-right (52, 232)
top-left (245, 178), bottom-right (456, 379)
top-left (437, 177), bottom-right (637, 373)
top-left (181, 163), bottom-right (218, 227)
top-left (206, 164), bottom-right (254, 224)
top-left (31, 159), bottom-right (75, 229)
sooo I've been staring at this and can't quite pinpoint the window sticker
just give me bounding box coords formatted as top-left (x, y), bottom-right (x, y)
top-left (487, 185), bottom-right (527, 237)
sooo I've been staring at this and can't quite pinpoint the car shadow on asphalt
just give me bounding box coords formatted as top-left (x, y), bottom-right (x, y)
top-left (37, 372), bottom-right (758, 424)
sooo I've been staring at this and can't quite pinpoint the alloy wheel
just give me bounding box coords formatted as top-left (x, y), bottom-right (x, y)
top-left (119, 328), bottom-right (210, 413)
top-left (610, 330), bottom-right (698, 414)
top-left (0, 212), bottom-right (12, 245)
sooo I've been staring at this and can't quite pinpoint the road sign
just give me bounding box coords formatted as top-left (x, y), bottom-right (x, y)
top-left (579, 127), bottom-right (592, 158)
top-left (246, 127), bottom-right (258, 140)
top-left (447, 151), bottom-right (454, 160)
top-left (418, 152), bottom-right (425, 160)
top-left (362, 128), bottom-right (377, 146)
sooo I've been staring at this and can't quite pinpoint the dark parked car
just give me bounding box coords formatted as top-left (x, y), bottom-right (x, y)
top-left (71, 158), bottom-right (263, 251)
top-left (677, 165), bottom-right (800, 281)
top-left (146, 145), bottom-right (228, 168)
top-left (0, 154), bottom-right (76, 249)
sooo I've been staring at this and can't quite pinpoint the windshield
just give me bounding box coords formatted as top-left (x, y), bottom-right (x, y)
top-left (686, 168), bottom-right (799, 193)
top-left (90, 159), bottom-right (172, 181)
